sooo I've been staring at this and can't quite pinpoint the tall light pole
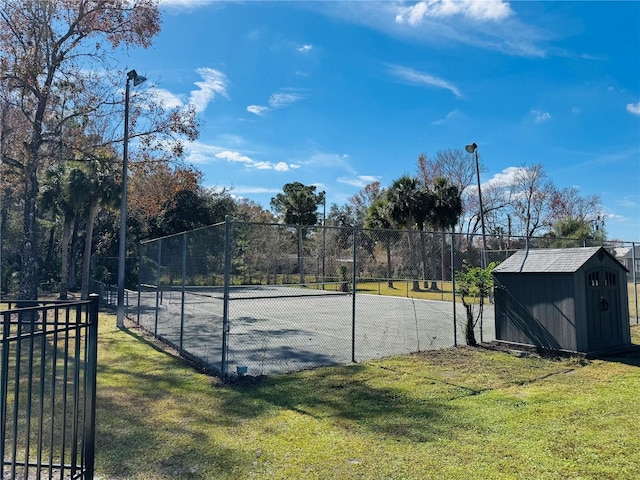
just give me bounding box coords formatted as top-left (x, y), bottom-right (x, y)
top-left (465, 142), bottom-right (488, 269)
top-left (117, 69), bottom-right (146, 328)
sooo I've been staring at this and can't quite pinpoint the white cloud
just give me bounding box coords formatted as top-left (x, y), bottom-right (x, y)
top-left (532, 109), bottom-right (552, 123)
top-left (297, 44), bottom-right (313, 53)
top-left (486, 166), bottom-right (526, 188)
top-left (387, 65), bottom-right (462, 98)
top-left (395, 0), bottom-right (512, 25)
top-left (188, 67), bottom-right (229, 113)
top-left (626, 102), bottom-right (640, 115)
top-left (247, 105), bottom-right (269, 116)
top-left (148, 88), bottom-right (185, 109)
top-left (214, 150), bottom-right (299, 171)
top-left (337, 175), bottom-right (382, 188)
top-left (215, 151), bottom-right (253, 164)
top-left (247, 89), bottom-right (306, 116)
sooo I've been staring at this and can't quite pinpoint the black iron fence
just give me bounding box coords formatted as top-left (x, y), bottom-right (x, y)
top-left (1, 296), bottom-right (98, 480)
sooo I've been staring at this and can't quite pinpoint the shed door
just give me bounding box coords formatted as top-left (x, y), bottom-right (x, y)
top-left (586, 267), bottom-right (622, 350)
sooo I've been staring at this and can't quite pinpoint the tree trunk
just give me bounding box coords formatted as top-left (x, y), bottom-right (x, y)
top-left (20, 164), bottom-right (39, 302)
top-left (68, 216), bottom-right (81, 291)
top-left (59, 218), bottom-right (72, 300)
top-left (81, 200), bottom-right (99, 299)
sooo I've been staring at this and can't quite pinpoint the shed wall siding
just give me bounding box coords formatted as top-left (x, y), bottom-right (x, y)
top-left (495, 273), bottom-right (577, 350)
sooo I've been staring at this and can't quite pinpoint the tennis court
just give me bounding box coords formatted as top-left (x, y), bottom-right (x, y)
top-left (136, 285), bottom-right (495, 376)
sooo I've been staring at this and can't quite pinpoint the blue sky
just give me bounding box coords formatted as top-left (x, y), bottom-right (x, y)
top-left (121, 0), bottom-right (639, 241)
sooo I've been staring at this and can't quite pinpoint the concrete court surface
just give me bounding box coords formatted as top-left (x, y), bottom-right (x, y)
top-left (135, 288), bottom-right (495, 376)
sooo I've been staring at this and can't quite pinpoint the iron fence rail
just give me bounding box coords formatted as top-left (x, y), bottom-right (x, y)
top-left (0, 296), bottom-right (98, 480)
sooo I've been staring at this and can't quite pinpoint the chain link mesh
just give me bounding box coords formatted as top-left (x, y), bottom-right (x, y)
top-left (136, 219), bottom-right (638, 378)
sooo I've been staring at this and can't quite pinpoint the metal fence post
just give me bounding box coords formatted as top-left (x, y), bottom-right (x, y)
top-left (0, 312), bottom-right (9, 478)
top-left (221, 216), bottom-right (232, 379)
top-left (154, 239), bottom-right (162, 334)
top-left (351, 228), bottom-right (358, 363)
top-left (451, 232), bottom-right (457, 347)
top-left (84, 295), bottom-right (99, 480)
top-left (179, 233), bottom-right (187, 350)
top-left (633, 242), bottom-right (638, 324)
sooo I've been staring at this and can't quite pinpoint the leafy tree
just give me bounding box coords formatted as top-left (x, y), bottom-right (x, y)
top-left (0, 0), bottom-right (197, 301)
top-left (456, 261), bottom-right (496, 346)
top-left (270, 182), bottom-right (324, 283)
top-left (235, 199), bottom-right (275, 223)
top-left (270, 182), bottom-right (323, 227)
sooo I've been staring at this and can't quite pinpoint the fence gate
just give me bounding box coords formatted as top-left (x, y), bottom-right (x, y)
top-left (1, 296), bottom-right (98, 480)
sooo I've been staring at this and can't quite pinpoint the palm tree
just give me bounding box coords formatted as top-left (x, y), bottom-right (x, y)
top-left (428, 177), bottom-right (463, 290)
top-left (365, 198), bottom-right (399, 288)
top-left (386, 175), bottom-right (431, 291)
top-left (76, 153), bottom-right (119, 299)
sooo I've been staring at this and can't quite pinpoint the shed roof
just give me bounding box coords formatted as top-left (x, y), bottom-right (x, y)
top-left (492, 247), bottom-right (623, 274)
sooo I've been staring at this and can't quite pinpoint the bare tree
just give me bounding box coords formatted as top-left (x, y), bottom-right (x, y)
top-left (0, 0), bottom-right (198, 301)
top-left (509, 164), bottom-right (554, 241)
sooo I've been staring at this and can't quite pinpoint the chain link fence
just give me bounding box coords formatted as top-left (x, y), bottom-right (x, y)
top-left (134, 218), bottom-right (639, 378)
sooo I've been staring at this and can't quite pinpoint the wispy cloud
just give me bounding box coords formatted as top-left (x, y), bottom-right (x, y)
top-left (189, 68), bottom-right (229, 113)
top-left (337, 175), bottom-right (381, 188)
top-left (387, 65), bottom-right (462, 98)
top-left (531, 109), bottom-right (552, 123)
top-left (627, 102), bottom-right (640, 115)
top-left (297, 44), bottom-right (313, 53)
top-left (215, 150), bottom-right (299, 172)
top-left (395, 0), bottom-right (513, 25)
top-left (309, 1), bottom-right (546, 58)
top-left (149, 68), bottom-right (229, 113)
top-left (247, 89), bottom-right (307, 116)
top-left (268, 91), bottom-right (305, 108)
top-left (432, 109), bottom-right (461, 125)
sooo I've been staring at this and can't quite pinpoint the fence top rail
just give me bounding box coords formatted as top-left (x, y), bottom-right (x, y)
top-left (1, 298), bottom-right (94, 313)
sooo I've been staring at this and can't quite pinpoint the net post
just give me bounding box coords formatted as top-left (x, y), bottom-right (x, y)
top-left (221, 216), bottom-right (232, 380)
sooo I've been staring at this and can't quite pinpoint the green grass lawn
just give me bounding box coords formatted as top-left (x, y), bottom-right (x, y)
top-left (96, 314), bottom-right (640, 480)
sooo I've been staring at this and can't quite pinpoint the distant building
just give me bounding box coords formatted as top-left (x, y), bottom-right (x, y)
top-left (615, 245), bottom-right (640, 277)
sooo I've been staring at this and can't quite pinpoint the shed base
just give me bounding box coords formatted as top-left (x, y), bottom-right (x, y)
top-left (487, 340), bottom-right (640, 359)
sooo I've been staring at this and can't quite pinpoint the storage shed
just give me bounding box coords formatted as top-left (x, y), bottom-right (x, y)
top-left (493, 246), bottom-right (631, 354)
